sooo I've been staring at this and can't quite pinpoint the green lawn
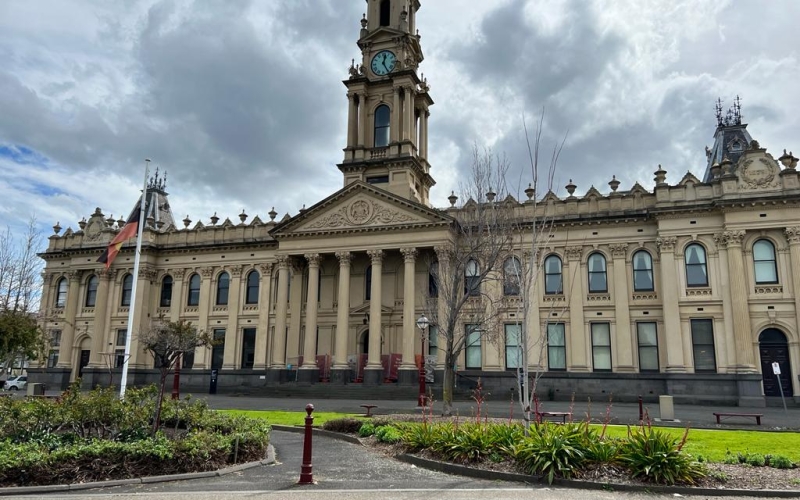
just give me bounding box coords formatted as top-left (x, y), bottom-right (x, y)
top-left (221, 410), bottom-right (800, 463)
top-left (599, 425), bottom-right (800, 462)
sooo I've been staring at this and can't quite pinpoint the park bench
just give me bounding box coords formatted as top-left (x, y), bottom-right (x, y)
top-left (360, 404), bottom-right (378, 417)
top-left (536, 411), bottom-right (572, 423)
top-left (712, 412), bottom-right (762, 425)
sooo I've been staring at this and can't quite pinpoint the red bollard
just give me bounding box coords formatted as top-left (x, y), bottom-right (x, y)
top-left (638, 395), bottom-right (643, 423)
top-left (298, 404), bottom-right (315, 485)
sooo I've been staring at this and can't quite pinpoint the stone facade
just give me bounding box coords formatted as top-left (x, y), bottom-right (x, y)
top-left (31, 0), bottom-right (800, 406)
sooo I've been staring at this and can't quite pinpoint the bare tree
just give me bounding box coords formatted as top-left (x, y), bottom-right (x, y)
top-left (0, 217), bottom-right (45, 374)
top-left (424, 147), bottom-right (519, 415)
top-left (138, 317), bottom-right (213, 434)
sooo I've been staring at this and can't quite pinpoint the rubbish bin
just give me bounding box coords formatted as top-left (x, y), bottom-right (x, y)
top-left (27, 383), bottom-right (44, 396)
top-left (209, 369), bottom-right (218, 395)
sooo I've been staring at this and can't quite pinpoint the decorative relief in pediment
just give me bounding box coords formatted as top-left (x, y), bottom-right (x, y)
top-left (304, 199), bottom-right (419, 230)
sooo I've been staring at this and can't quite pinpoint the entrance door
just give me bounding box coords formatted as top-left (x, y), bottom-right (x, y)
top-left (78, 350), bottom-right (91, 378)
top-left (759, 328), bottom-right (793, 397)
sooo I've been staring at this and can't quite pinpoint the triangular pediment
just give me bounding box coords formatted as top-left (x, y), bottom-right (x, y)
top-left (350, 302), bottom-right (393, 316)
top-left (679, 172), bottom-right (702, 186)
top-left (271, 182), bottom-right (453, 238)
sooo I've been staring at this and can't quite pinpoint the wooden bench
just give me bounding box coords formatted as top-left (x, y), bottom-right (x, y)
top-left (713, 412), bottom-right (762, 425)
top-left (536, 411), bottom-right (572, 423)
top-left (360, 404), bottom-right (378, 417)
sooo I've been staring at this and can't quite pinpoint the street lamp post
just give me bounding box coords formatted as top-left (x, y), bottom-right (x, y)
top-left (415, 314), bottom-right (430, 407)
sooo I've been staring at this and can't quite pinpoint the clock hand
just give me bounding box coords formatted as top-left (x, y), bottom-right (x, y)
top-left (381, 54), bottom-right (388, 73)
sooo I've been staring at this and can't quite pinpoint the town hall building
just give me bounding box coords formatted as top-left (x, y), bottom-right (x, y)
top-left (32, 0), bottom-right (800, 406)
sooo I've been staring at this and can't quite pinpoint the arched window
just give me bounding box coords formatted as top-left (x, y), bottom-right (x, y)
top-left (503, 256), bottom-right (521, 296)
top-left (379, 0), bottom-right (391, 26)
top-left (684, 244), bottom-right (708, 287)
top-left (85, 275), bottom-right (98, 307)
top-left (216, 272), bottom-right (230, 305)
top-left (365, 265), bottom-right (372, 301)
top-left (544, 255), bottom-right (562, 294)
top-left (120, 274), bottom-right (133, 306)
top-left (187, 274), bottom-right (201, 306)
top-left (245, 270), bottom-right (260, 304)
top-left (587, 253), bottom-right (607, 293)
top-left (428, 261), bottom-right (438, 298)
top-left (54, 278), bottom-right (68, 308)
top-left (374, 105), bottom-right (390, 147)
top-left (632, 250), bottom-right (654, 292)
top-left (753, 239), bottom-right (778, 284)
top-left (160, 275), bottom-right (173, 307)
top-left (465, 259), bottom-right (480, 296)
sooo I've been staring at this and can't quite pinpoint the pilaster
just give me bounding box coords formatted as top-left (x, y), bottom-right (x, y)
top-left (656, 236), bottom-right (685, 372)
top-left (254, 262), bottom-right (273, 370)
top-left (88, 270), bottom-right (112, 367)
top-left (271, 256), bottom-right (290, 368)
top-left (222, 266), bottom-right (243, 369)
top-left (565, 246), bottom-right (588, 371)
top-left (366, 249), bottom-right (384, 374)
top-left (720, 230), bottom-right (757, 372)
top-left (609, 244), bottom-right (634, 371)
top-left (57, 271), bottom-right (82, 372)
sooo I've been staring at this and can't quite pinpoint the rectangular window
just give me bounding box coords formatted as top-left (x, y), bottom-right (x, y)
top-left (182, 349), bottom-right (195, 369)
top-left (116, 329), bottom-right (127, 347)
top-left (366, 175), bottom-right (389, 184)
top-left (47, 350), bottom-right (59, 368)
top-left (504, 323), bottom-right (522, 370)
top-left (636, 322), bottom-right (659, 372)
top-left (241, 328), bottom-right (256, 369)
top-left (211, 329), bottom-right (225, 370)
top-left (691, 319), bottom-right (716, 372)
top-left (465, 324), bottom-right (481, 369)
top-left (591, 323), bottom-right (612, 371)
top-left (547, 323), bottom-right (566, 370)
top-left (115, 349), bottom-right (126, 367)
top-left (50, 330), bottom-right (62, 347)
top-left (428, 325), bottom-right (438, 357)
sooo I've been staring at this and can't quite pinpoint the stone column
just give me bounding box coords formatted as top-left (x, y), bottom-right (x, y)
top-left (332, 252), bottom-right (352, 382)
top-left (713, 234), bottom-right (737, 372)
top-left (565, 247), bottom-right (588, 371)
top-left (399, 248), bottom-right (418, 382)
top-left (300, 254), bottom-right (321, 379)
top-left (88, 270), bottom-right (112, 367)
top-left (57, 271), bottom-right (82, 371)
top-left (610, 244), bottom-right (634, 371)
top-left (365, 249), bottom-right (384, 384)
top-left (222, 266), bottom-right (243, 369)
top-left (254, 262), bottom-right (273, 370)
top-left (270, 256), bottom-right (290, 374)
top-left (720, 230), bottom-right (757, 372)
top-left (785, 227), bottom-right (800, 397)
top-left (347, 93), bottom-right (357, 148)
top-left (403, 86), bottom-right (414, 142)
top-left (420, 109), bottom-right (429, 159)
top-left (357, 92), bottom-right (367, 147)
top-left (656, 237), bottom-right (685, 372)
top-left (129, 266), bottom-right (156, 368)
top-left (391, 87), bottom-right (401, 144)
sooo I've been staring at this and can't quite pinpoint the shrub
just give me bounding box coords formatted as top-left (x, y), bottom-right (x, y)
top-left (746, 454), bottom-right (766, 467)
top-left (374, 425), bottom-right (402, 444)
top-left (770, 455), bottom-right (794, 469)
top-left (358, 423), bottom-right (376, 437)
top-left (487, 423), bottom-right (524, 458)
top-left (399, 423), bottom-right (437, 452)
top-left (440, 423), bottom-right (494, 463)
top-left (585, 438), bottom-right (620, 464)
top-left (618, 426), bottom-right (706, 485)
top-left (321, 418), bottom-right (362, 434)
top-left (512, 422), bottom-right (587, 484)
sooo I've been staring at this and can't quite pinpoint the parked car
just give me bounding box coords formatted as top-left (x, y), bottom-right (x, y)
top-left (3, 376), bottom-right (27, 391)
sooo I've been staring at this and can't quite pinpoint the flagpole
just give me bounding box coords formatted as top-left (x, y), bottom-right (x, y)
top-left (120, 158), bottom-right (151, 399)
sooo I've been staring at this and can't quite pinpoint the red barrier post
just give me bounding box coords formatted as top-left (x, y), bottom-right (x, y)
top-left (638, 395), bottom-right (643, 423)
top-left (298, 404), bottom-right (315, 485)
top-left (171, 353), bottom-right (181, 400)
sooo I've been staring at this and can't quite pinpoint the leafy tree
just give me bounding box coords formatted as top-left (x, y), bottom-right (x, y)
top-left (0, 310), bottom-right (44, 372)
top-left (138, 317), bottom-right (213, 433)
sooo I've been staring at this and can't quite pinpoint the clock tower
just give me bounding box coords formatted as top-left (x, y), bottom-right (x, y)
top-left (339, 0), bottom-right (434, 205)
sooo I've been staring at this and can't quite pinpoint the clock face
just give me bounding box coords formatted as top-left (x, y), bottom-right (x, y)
top-left (370, 50), bottom-right (397, 76)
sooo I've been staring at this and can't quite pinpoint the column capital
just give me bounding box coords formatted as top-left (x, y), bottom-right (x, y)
top-left (335, 251), bottom-right (352, 265)
top-left (434, 245), bottom-right (452, 262)
top-left (305, 253), bottom-right (321, 267)
top-left (172, 268), bottom-right (187, 280)
top-left (785, 226), bottom-right (800, 245)
top-left (565, 246), bottom-right (583, 261)
top-left (138, 266), bottom-right (157, 280)
top-left (200, 266), bottom-right (215, 278)
top-left (276, 255), bottom-right (290, 269)
top-left (97, 269), bottom-right (113, 280)
top-left (367, 249), bottom-right (384, 264)
top-left (715, 230), bottom-right (746, 248)
top-left (608, 243), bottom-right (628, 259)
top-left (229, 265), bottom-right (244, 278)
top-left (400, 247), bottom-right (418, 262)
top-left (66, 270), bottom-right (83, 281)
top-left (258, 262), bottom-right (274, 276)
top-left (656, 236), bottom-right (677, 253)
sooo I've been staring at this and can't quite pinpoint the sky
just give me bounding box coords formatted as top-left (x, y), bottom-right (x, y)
top-left (1, 0), bottom-right (799, 244)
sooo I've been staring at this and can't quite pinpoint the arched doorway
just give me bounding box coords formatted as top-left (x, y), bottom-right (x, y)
top-left (359, 330), bottom-right (369, 356)
top-left (759, 328), bottom-right (793, 397)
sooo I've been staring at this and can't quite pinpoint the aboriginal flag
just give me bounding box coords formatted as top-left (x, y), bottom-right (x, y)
top-left (97, 201), bottom-right (142, 269)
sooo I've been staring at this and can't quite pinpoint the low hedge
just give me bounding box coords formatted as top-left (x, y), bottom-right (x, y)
top-left (0, 385), bottom-right (270, 486)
